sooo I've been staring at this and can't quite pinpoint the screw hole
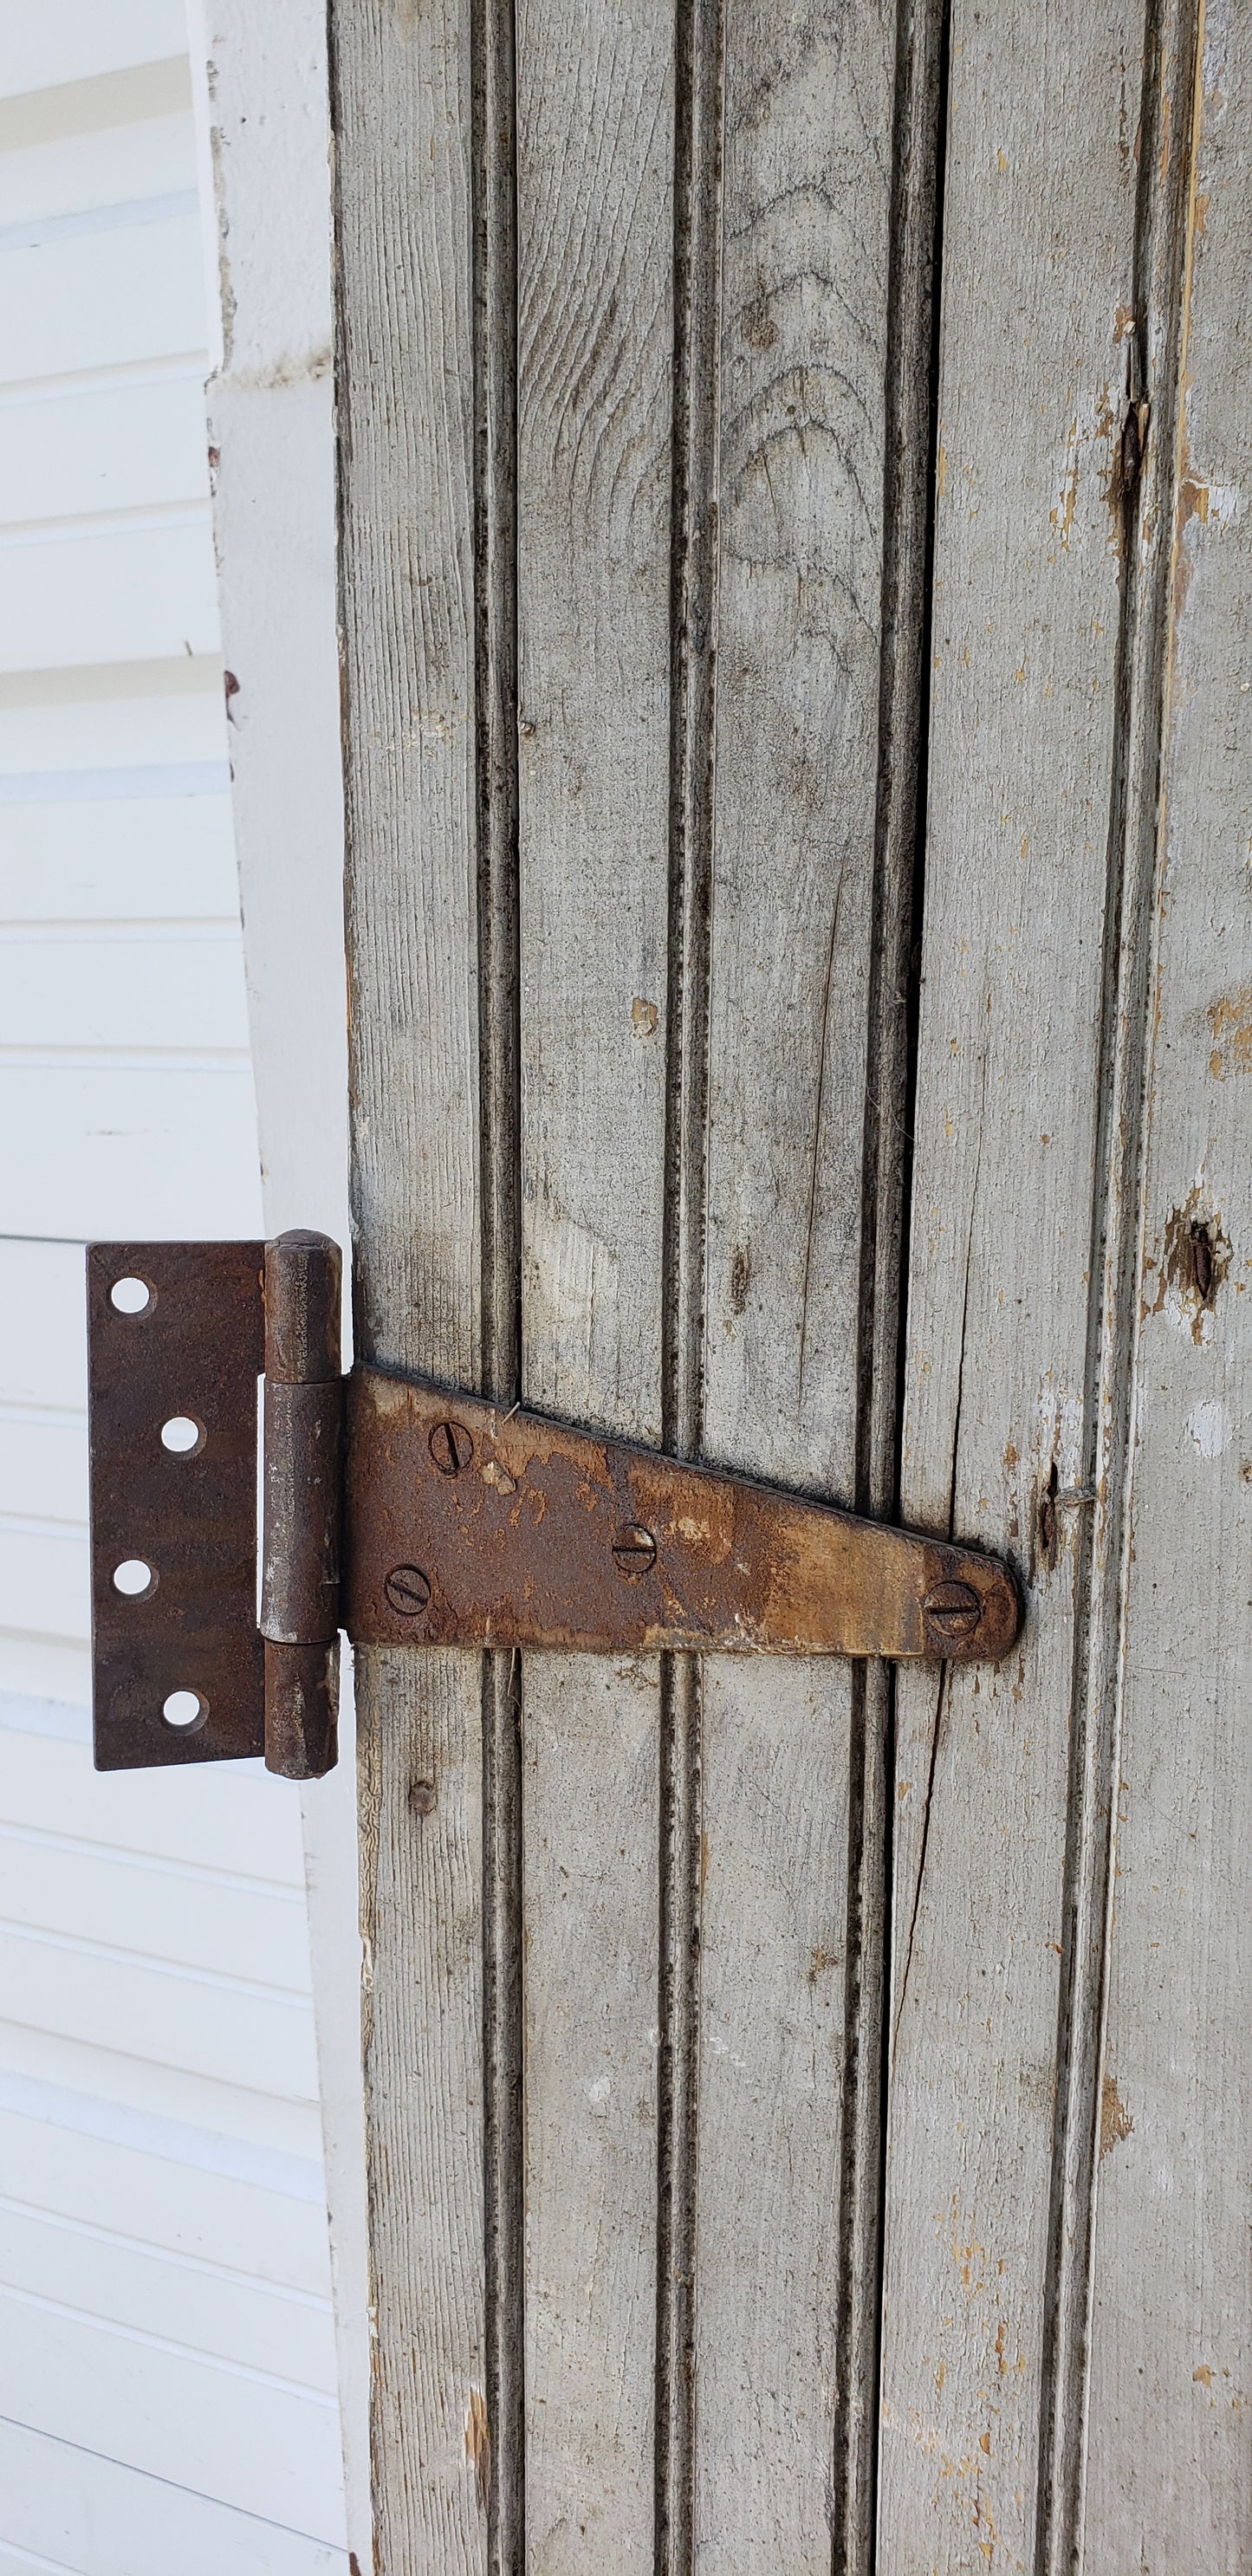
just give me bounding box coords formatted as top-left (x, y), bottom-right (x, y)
top-left (160, 1415), bottom-right (204, 1456)
top-left (114, 1558), bottom-right (156, 1599)
top-left (1037, 1461), bottom-right (1060, 1569)
top-left (111, 1275), bottom-right (154, 1317)
top-left (162, 1688), bottom-right (207, 1732)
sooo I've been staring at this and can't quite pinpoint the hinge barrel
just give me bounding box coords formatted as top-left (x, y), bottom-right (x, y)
top-left (259, 1232), bottom-right (344, 1779)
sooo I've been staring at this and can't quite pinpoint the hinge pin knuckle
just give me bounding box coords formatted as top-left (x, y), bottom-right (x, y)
top-left (260, 1232), bottom-right (344, 1779)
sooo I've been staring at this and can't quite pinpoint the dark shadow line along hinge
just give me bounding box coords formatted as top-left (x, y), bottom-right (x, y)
top-left (88, 1233), bottom-right (1022, 1779)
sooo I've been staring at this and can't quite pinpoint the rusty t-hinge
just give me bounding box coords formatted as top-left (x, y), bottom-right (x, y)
top-left (88, 1232), bottom-right (1022, 1778)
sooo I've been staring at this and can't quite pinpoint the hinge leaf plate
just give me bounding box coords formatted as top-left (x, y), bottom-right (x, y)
top-left (88, 1243), bottom-right (265, 1768)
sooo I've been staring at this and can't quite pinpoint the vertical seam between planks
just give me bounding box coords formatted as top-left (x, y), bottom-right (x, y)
top-left (471, 0), bottom-right (525, 2558)
top-left (834, 6), bottom-right (951, 2570)
top-left (657, 0), bottom-right (724, 2561)
top-left (1034, 7), bottom-right (1204, 2569)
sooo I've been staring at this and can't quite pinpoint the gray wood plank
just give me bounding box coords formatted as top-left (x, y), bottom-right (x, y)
top-left (1085, 14), bottom-right (1252, 2562)
top-left (514, 0), bottom-right (675, 2557)
top-left (693, 1), bottom-right (908, 2565)
top-left (880, 4), bottom-right (1143, 2562)
top-left (329, 2), bottom-right (487, 2566)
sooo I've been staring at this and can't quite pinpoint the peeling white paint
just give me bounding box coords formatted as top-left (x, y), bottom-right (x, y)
top-left (1186, 1399), bottom-right (1231, 1457)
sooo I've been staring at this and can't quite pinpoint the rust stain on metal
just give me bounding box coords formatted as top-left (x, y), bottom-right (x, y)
top-left (260, 1233), bottom-right (343, 1778)
top-left (344, 1370), bottom-right (1022, 1662)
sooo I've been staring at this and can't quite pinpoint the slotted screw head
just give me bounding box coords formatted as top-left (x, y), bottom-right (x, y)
top-left (612, 1524), bottom-right (657, 1577)
top-left (429, 1418), bottom-right (473, 1476)
top-left (921, 1580), bottom-right (981, 1641)
top-left (385, 1564), bottom-right (431, 1616)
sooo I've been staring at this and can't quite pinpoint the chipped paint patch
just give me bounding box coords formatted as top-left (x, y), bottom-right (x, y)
top-left (1100, 2073), bottom-right (1133, 2157)
top-left (464, 2385), bottom-right (490, 2512)
top-left (1208, 984), bottom-right (1252, 1078)
top-left (1142, 1192), bottom-right (1230, 1346)
top-left (1187, 1398), bottom-right (1230, 1458)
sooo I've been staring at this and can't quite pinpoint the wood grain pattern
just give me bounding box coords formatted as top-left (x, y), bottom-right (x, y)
top-left (514, 0), bottom-right (674, 2553)
top-left (881, 5), bottom-right (1143, 2563)
top-left (330, 0), bottom-right (939, 2556)
top-left (1085, 11), bottom-right (1252, 2562)
top-left (329, 0), bottom-right (1252, 2563)
top-left (695, 3), bottom-right (901, 2561)
top-left (329, 2), bottom-right (487, 2566)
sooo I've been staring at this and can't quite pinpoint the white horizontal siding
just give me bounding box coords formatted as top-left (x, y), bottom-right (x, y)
top-left (0, 2417), bottom-right (347, 2576)
top-left (0, 2016), bottom-right (325, 2171)
top-left (0, 514), bottom-right (220, 672)
top-left (0, 2203), bottom-right (337, 2392)
top-left (5, 211), bottom-right (207, 385)
top-left (0, 1822), bottom-right (316, 1991)
top-left (0, 22), bottom-right (347, 2568)
top-left (0, 2077), bottom-right (329, 2272)
top-left (0, 1066), bottom-right (263, 1241)
top-left (0, 1925), bottom-right (320, 2103)
top-left (0, 1409), bottom-right (84, 1526)
top-left (0, 926), bottom-right (252, 1050)
top-left (0, 1700), bottom-right (346, 2552)
top-left (0, 1243), bottom-right (88, 1405)
top-left (0, 788), bottom-right (238, 916)
top-left (0, 373), bottom-right (211, 525)
top-left (0, 2293), bottom-right (342, 2540)
top-left (0, 654), bottom-right (227, 765)
top-left (0, 10), bottom-right (190, 103)
top-left (0, 102), bottom-right (195, 226)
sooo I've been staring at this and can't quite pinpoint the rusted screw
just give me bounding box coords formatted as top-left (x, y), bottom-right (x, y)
top-left (612, 1524), bottom-right (657, 1577)
top-left (429, 1418), bottom-right (474, 1476)
top-left (921, 1580), bottom-right (981, 1642)
top-left (385, 1564), bottom-right (431, 1616)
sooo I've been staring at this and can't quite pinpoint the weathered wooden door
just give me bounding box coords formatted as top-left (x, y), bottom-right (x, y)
top-left (329, 0), bottom-right (1249, 2565)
